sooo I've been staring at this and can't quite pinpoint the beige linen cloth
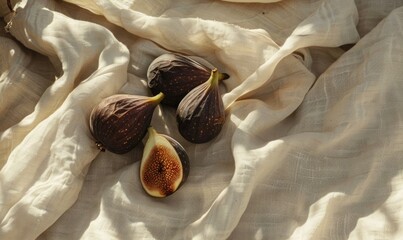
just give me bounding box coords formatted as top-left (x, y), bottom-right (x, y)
top-left (1, 0), bottom-right (403, 239)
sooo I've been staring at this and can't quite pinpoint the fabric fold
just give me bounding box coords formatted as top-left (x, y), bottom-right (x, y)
top-left (2, 0), bottom-right (403, 239)
top-left (0, 0), bottom-right (129, 239)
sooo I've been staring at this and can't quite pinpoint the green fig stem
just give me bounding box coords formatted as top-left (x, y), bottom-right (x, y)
top-left (149, 92), bottom-right (165, 104)
top-left (208, 69), bottom-right (229, 89)
top-left (147, 126), bottom-right (158, 138)
top-left (208, 69), bottom-right (221, 88)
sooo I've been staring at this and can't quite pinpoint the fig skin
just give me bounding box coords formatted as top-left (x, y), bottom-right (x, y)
top-left (140, 127), bottom-right (190, 198)
top-left (89, 93), bottom-right (164, 154)
top-left (147, 53), bottom-right (229, 107)
top-left (176, 69), bottom-right (225, 144)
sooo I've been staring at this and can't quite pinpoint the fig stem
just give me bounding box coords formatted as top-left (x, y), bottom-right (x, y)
top-left (147, 126), bottom-right (158, 138)
top-left (208, 68), bottom-right (221, 88)
top-left (219, 73), bottom-right (230, 81)
top-left (149, 92), bottom-right (165, 104)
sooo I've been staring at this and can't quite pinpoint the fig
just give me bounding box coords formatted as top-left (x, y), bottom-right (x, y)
top-left (147, 53), bottom-right (229, 106)
top-left (176, 68), bottom-right (225, 143)
top-left (89, 93), bottom-right (164, 154)
top-left (140, 127), bottom-right (190, 197)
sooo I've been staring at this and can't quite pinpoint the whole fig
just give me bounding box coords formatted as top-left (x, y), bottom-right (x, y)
top-left (147, 53), bottom-right (229, 107)
top-left (140, 127), bottom-right (190, 197)
top-left (176, 68), bottom-right (226, 143)
top-left (89, 93), bottom-right (164, 154)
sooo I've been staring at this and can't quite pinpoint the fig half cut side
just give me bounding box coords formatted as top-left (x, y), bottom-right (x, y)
top-left (140, 127), bottom-right (190, 198)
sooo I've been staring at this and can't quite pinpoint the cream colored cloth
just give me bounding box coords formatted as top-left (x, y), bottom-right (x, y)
top-left (1, 0), bottom-right (403, 239)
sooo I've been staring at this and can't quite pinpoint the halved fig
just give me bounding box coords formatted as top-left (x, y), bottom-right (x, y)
top-left (140, 127), bottom-right (190, 197)
top-left (89, 93), bottom-right (164, 154)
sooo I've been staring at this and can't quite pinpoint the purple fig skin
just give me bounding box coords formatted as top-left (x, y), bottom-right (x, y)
top-left (161, 134), bottom-right (190, 185)
top-left (89, 93), bottom-right (164, 154)
top-left (176, 69), bottom-right (225, 143)
top-left (147, 53), bottom-right (229, 107)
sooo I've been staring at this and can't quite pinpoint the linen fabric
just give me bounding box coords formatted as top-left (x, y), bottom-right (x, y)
top-left (1, 0), bottom-right (403, 239)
